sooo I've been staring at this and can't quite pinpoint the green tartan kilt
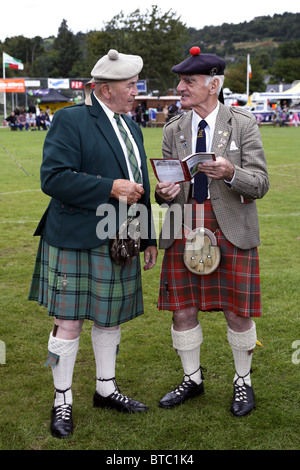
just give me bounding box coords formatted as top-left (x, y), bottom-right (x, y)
top-left (28, 238), bottom-right (144, 327)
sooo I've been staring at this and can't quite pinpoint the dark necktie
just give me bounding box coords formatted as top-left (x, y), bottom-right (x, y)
top-left (114, 113), bottom-right (141, 184)
top-left (194, 120), bottom-right (208, 203)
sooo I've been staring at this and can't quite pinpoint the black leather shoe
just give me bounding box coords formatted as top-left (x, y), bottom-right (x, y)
top-left (50, 404), bottom-right (73, 438)
top-left (231, 380), bottom-right (255, 417)
top-left (93, 387), bottom-right (149, 413)
top-left (159, 377), bottom-right (204, 409)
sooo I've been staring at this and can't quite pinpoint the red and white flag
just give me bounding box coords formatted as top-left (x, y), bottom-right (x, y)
top-left (248, 62), bottom-right (252, 79)
top-left (3, 52), bottom-right (24, 70)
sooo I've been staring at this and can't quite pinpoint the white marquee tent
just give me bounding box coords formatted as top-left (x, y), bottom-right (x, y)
top-left (255, 81), bottom-right (300, 101)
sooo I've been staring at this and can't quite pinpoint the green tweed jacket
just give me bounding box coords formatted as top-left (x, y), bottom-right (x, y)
top-left (157, 104), bottom-right (269, 250)
top-left (34, 93), bottom-right (156, 250)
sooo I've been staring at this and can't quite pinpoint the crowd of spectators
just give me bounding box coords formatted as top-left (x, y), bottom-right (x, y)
top-left (127, 100), bottom-right (184, 127)
top-left (4, 103), bottom-right (53, 131)
top-left (272, 103), bottom-right (299, 127)
top-left (4, 98), bottom-right (188, 131)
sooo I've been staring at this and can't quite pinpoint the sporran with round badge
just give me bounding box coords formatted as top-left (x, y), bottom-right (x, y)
top-left (183, 202), bottom-right (221, 275)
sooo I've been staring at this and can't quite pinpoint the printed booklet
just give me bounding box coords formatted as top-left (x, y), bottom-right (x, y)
top-left (150, 153), bottom-right (216, 183)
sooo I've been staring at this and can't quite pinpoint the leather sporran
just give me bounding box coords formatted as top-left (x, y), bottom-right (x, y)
top-left (109, 217), bottom-right (141, 266)
top-left (183, 227), bottom-right (221, 275)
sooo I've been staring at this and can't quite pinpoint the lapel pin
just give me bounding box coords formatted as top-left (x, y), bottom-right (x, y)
top-left (180, 135), bottom-right (187, 148)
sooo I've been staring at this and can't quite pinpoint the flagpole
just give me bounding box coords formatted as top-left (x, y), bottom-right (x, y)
top-left (2, 52), bottom-right (7, 119)
top-left (2, 52), bottom-right (24, 120)
top-left (246, 54), bottom-right (250, 100)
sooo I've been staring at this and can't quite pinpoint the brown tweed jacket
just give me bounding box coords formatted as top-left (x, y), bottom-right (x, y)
top-left (157, 104), bottom-right (269, 250)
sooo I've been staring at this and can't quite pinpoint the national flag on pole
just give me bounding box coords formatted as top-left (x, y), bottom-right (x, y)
top-left (3, 52), bottom-right (24, 70)
top-left (248, 61), bottom-right (252, 79)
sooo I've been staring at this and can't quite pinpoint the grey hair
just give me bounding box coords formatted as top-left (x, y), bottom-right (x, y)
top-left (204, 75), bottom-right (224, 96)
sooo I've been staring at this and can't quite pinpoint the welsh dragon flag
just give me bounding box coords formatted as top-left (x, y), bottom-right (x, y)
top-left (3, 52), bottom-right (24, 70)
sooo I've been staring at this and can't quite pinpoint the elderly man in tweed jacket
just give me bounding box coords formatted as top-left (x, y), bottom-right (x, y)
top-left (155, 47), bottom-right (269, 417)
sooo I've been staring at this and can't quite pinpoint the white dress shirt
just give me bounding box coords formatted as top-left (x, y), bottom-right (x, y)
top-left (93, 94), bottom-right (142, 183)
top-left (191, 102), bottom-right (235, 186)
top-left (191, 102), bottom-right (219, 153)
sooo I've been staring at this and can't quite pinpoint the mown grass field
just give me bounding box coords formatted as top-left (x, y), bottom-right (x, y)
top-left (0, 124), bottom-right (299, 452)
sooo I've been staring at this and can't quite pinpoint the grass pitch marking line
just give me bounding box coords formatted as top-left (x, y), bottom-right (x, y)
top-left (0, 220), bottom-right (40, 224)
top-left (258, 213), bottom-right (300, 217)
top-left (0, 189), bottom-right (41, 195)
top-left (0, 143), bottom-right (31, 176)
top-left (267, 172), bottom-right (299, 178)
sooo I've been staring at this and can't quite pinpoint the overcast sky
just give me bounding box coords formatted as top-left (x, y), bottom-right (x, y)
top-left (1, 0), bottom-right (299, 42)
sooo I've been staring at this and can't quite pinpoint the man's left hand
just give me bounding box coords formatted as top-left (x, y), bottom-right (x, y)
top-left (143, 246), bottom-right (158, 271)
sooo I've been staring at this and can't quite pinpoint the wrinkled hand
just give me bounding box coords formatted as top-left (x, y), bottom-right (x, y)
top-left (111, 179), bottom-right (144, 205)
top-left (143, 245), bottom-right (158, 271)
top-left (155, 181), bottom-right (181, 201)
top-left (197, 156), bottom-right (235, 181)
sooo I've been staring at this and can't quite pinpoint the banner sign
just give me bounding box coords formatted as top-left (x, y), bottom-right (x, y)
top-left (137, 80), bottom-right (147, 93)
top-left (0, 78), bottom-right (25, 93)
top-left (48, 78), bottom-right (69, 89)
top-left (25, 80), bottom-right (41, 87)
top-left (29, 89), bottom-right (53, 96)
top-left (70, 80), bottom-right (90, 90)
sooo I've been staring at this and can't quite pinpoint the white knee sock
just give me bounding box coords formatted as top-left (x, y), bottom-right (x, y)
top-left (47, 332), bottom-right (79, 407)
top-left (91, 325), bottom-right (121, 397)
top-left (227, 322), bottom-right (257, 387)
top-left (171, 323), bottom-right (203, 384)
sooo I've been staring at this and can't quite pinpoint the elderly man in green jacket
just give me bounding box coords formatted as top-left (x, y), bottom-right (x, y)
top-left (29, 49), bottom-right (157, 438)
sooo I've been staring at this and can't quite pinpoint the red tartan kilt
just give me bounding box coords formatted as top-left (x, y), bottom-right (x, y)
top-left (157, 199), bottom-right (262, 317)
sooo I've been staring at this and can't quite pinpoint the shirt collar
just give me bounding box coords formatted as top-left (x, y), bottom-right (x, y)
top-left (192, 102), bottom-right (220, 130)
top-left (93, 92), bottom-right (115, 122)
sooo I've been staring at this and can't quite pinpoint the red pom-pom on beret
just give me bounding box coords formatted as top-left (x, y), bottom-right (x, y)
top-left (190, 46), bottom-right (201, 56)
top-left (172, 47), bottom-right (226, 76)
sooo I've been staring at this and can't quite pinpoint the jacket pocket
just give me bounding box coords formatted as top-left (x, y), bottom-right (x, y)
top-left (59, 203), bottom-right (89, 216)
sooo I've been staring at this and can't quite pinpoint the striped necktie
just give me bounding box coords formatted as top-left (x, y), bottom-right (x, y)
top-left (194, 120), bottom-right (208, 203)
top-left (114, 113), bottom-right (141, 183)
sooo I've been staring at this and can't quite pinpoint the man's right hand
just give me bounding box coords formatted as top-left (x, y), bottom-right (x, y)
top-left (111, 179), bottom-right (144, 205)
top-left (155, 181), bottom-right (181, 201)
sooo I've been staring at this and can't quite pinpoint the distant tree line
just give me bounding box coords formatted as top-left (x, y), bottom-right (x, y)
top-left (1, 8), bottom-right (300, 95)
